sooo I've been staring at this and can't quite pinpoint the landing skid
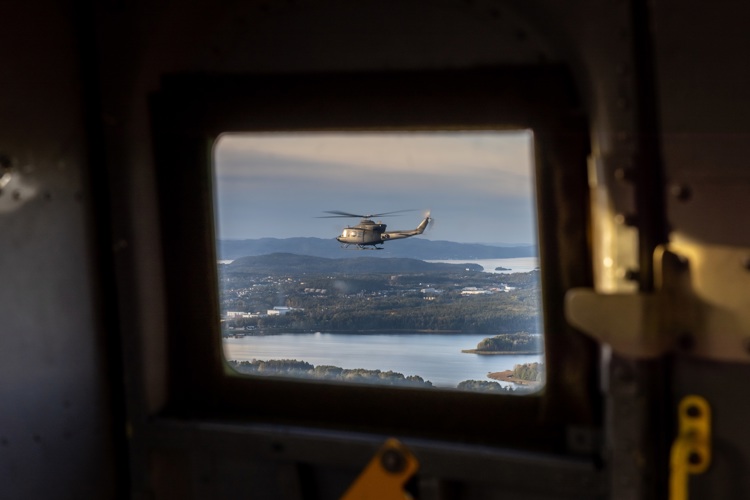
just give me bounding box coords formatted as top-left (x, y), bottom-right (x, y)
top-left (339, 244), bottom-right (384, 250)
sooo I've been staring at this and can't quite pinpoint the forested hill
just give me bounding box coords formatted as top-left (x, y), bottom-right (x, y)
top-left (219, 237), bottom-right (536, 260)
top-left (226, 253), bottom-right (483, 274)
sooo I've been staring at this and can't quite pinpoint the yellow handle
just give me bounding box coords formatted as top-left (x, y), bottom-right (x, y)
top-left (341, 438), bottom-right (419, 500)
top-left (669, 396), bottom-right (711, 500)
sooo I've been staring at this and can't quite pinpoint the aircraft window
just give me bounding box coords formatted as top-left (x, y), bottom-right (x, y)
top-left (213, 131), bottom-right (544, 395)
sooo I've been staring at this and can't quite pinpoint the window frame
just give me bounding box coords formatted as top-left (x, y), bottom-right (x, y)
top-left (150, 67), bottom-right (599, 453)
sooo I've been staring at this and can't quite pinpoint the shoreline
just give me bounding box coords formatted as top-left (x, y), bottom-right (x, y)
top-left (225, 329), bottom-right (491, 336)
top-left (487, 370), bottom-right (541, 387)
top-left (461, 349), bottom-right (543, 355)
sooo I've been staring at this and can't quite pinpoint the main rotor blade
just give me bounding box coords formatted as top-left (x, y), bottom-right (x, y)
top-left (316, 211), bottom-right (364, 218)
top-left (316, 209), bottom-right (416, 219)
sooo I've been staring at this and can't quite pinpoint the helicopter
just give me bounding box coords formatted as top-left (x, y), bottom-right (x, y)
top-left (319, 210), bottom-right (433, 249)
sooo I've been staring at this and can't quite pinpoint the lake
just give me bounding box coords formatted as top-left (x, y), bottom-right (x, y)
top-left (427, 256), bottom-right (539, 274)
top-left (223, 332), bottom-right (543, 388)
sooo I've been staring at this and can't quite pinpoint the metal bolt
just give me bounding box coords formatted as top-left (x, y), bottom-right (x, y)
top-left (670, 184), bottom-right (692, 202)
top-left (380, 449), bottom-right (406, 474)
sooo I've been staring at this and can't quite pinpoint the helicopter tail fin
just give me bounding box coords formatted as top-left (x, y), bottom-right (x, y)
top-left (380, 212), bottom-right (432, 241)
top-left (415, 212), bottom-right (432, 234)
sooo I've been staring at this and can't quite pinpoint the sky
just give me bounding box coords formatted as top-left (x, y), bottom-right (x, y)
top-left (213, 131), bottom-right (537, 245)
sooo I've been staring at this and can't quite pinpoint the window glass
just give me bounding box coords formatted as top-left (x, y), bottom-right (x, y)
top-left (214, 131), bottom-right (544, 394)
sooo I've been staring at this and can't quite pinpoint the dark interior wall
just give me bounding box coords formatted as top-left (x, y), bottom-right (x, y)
top-left (0, 1), bottom-right (116, 498)
top-left (2, 0), bottom-right (750, 498)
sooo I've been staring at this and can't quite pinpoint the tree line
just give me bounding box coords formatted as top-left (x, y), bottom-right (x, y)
top-left (226, 359), bottom-right (541, 393)
top-left (471, 333), bottom-right (543, 353)
top-left (227, 359), bottom-right (433, 387)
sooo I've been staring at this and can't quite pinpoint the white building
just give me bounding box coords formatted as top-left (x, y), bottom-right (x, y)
top-left (225, 311), bottom-right (260, 319)
top-left (267, 306), bottom-right (302, 316)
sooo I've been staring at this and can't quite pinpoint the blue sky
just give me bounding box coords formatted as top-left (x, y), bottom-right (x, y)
top-left (213, 131), bottom-right (537, 245)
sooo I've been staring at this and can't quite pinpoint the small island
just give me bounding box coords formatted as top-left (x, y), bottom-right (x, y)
top-left (462, 332), bottom-right (543, 354)
top-left (495, 266), bottom-right (511, 271)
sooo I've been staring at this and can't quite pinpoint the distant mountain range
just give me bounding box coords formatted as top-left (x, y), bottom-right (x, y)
top-left (218, 237), bottom-right (536, 261)
top-left (226, 253), bottom-right (484, 274)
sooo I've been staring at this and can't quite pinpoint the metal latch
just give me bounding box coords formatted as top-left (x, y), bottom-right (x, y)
top-left (565, 246), bottom-right (689, 359)
top-left (670, 395), bottom-right (711, 500)
top-left (565, 247), bottom-right (694, 359)
top-left (340, 438), bottom-right (419, 500)
top-left (567, 242), bottom-right (750, 362)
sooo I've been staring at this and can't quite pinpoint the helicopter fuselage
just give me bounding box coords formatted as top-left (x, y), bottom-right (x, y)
top-left (335, 216), bottom-right (431, 248)
top-left (336, 219), bottom-right (387, 246)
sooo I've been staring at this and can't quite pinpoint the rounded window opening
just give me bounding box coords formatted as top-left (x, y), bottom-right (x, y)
top-left (213, 131), bottom-right (544, 394)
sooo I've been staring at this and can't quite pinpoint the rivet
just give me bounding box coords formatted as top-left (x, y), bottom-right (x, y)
top-left (670, 184), bottom-right (692, 202)
top-left (615, 213), bottom-right (638, 226)
top-left (677, 334), bottom-right (694, 352)
top-left (624, 269), bottom-right (640, 281)
top-left (688, 451), bottom-right (703, 466)
top-left (614, 167), bottom-right (634, 183)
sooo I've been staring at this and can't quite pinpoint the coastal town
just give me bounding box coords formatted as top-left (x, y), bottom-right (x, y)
top-left (218, 259), bottom-right (540, 335)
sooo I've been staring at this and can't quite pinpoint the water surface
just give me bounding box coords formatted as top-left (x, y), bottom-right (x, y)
top-left (223, 332), bottom-right (542, 388)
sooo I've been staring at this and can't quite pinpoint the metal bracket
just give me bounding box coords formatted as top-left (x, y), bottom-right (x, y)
top-left (566, 243), bottom-right (750, 362)
top-left (669, 395), bottom-right (711, 500)
top-left (565, 246), bottom-right (688, 359)
top-left (340, 438), bottom-right (419, 500)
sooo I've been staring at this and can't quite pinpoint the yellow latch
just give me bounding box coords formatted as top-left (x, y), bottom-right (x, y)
top-left (340, 438), bottom-right (419, 500)
top-left (670, 395), bottom-right (711, 500)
